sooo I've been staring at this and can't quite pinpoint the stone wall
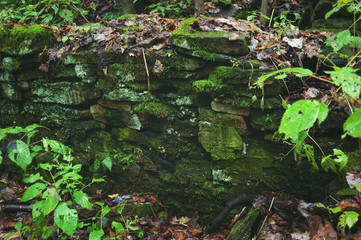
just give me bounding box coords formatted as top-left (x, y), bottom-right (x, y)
top-left (0, 22), bottom-right (336, 223)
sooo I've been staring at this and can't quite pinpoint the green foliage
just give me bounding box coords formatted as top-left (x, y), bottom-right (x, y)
top-left (325, 30), bottom-right (361, 52)
top-left (147, 0), bottom-right (191, 18)
top-left (321, 149), bottom-right (348, 173)
top-left (326, 67), bottom-right (361, 99)
top-left (94, 149), bottom-right (134, 172)
top-left (279, 100), bottom-right (328, 139)
top-left (0, 124), bottom-right (106, 238)
top-left (0, 0), bottom-right (93, 25)
top-left (54, 202), bottom-right (78, 236)
top-left (343, 107), bottom-right (361, 138)
top-left (253, 68), bottom-right (313, 89)
top-left (338, 211), bottom-right (359, 234)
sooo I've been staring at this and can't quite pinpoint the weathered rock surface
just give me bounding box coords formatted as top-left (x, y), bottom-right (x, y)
top-left (0, 22), bottom-right (339, 224)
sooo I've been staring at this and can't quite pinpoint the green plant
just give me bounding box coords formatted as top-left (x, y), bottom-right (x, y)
top-left (147, 0), bottom-right (191, 18)
top-left (0, 0), bottom-right (92, 26)
top-left (0, 125), bottom-right (105, 238)
top-left (94, 149), bottom-right (134, 172)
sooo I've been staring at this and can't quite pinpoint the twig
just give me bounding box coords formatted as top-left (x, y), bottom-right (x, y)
top-left (257, 197), bottom-right (275, 237)
top-left (70, 1), bottom-right (89, 23)
top-left (142, 48), bottom-right (151, 99)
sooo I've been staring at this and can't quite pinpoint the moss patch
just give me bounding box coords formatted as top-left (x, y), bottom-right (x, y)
top-left (134, 102), bottom-right (180, 118)
top-left (170, 18), bottom-right (249, 55)
top-left (0, 25), bottom-right (55, 55)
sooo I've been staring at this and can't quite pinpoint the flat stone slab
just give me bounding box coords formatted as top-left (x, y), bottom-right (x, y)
top-left (170, 18), bottom-right (249, 56)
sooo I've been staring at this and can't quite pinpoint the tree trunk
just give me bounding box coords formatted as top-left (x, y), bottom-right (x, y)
top-left (260, 0), bottom-right (270, 26)
top-left (114, 0), bottom-right (136, 16)
top-left (194, 0), bottom-right (204, 16)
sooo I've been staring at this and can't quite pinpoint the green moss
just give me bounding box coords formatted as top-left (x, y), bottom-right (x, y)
top-left (128, 81), bottom-right (165, 91)
top-left (193, 50), bottom-right (220, 62)
top-left (193, 79), bottom-right (224, 92)
top-left (0, 25), bottom-right (55, 55)
top-left (134, 102), bottom-right (180, 118)
top-left (170, 18), bottom-right (249, 55)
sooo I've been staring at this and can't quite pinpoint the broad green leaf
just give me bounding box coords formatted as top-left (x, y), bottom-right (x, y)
top-left (9, 140), bottom-right (32, 171)
top-left (326, 67), bottom-right (361, 99)
top-left (342, 211), bottom-right (359, 229)
top-left (333, 149), bottom-right (348, 171)
top-left (39, 162), bottom-right (52, 171)
top-left (101, 205), bottom-right (111, 217)
top-left (89, 229), bottom-right (104, 240)
top-left (330, 206), bottom-right (342, 213)
top-left (356, 183), bottom-right (361, 192)
top-left (30, 200), bottom-right (45, 219)
top-left (325, 6), bottom-right (340, 19)
top-left (21, 182), bottom-right (46, 202)
top-left (23, 173), bottom-right (43, 183)
top-left (111, 221), bottom-right (124, 234)
top-left (0, 133), bottom-right (6, 141)
top-left (43, 189), bottom-right (60, 216)
top-left (254, 68), bottom-right (313, 89)
top-left (343, 107), bottom-right (361, 138)
top-left (325, 30), bottom-right (352, 52)
top-left (43, 139), bottom-right (72, 155)
top-left (4, 126), bottom-right (23, 134)
top-left (336, 188), bottom-right (358, 195)
top-left (31, 145), bottom-right (43, 153)
top-left (0, 152), bottom-right (2, 165)
top-left (314, 202), bottom-right (326, 208)
top-left (54, 202), bottom-right (78, 236)
top-left (14, 222), bottom-right (22, 232)
top-left (74, 190), bottom-right (93, 209)
top-left (321, 149), bottom-right (348, 173)
top-left (101, 156), bottom-right (112, 172)
top-left (278, 100), bottom-right (328, 139)
top-left (24, 124), bottom-right (44, 133)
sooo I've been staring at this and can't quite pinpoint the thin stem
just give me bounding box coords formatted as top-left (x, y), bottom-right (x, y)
top-left (307, 133), bottom-right (325, 156)
top-left (346, 48), bottom-right (361, 68)
top-left (268, 8), bottom-right (275, 27)
top-left (142, 48), bottom-right (151, 99)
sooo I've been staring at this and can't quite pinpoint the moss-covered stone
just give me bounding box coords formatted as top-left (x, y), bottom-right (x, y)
top-left (209, 66), bottom-right (272, 85)
top-left (0, 99), bottom-right (21, 115)
top-left (227, 208), bottom-right (260, 240)
top-left (311, 18), bottom-right (361, 30)
top-left (0, 71), bottom-right (17, 82)
top-left (31, 82), bottom-right (100, 105)
top-left (134, 102), bottom-right (180, 118)
top-left (213, 96), bottom-right (282, 109)
top-left (0, 25), bottom-right (55, 55)
top-left (23, 103), bottom-right (85, 122)
top-left (193, 79), bottom-right (224, 93)
top-left (1, 83), bottom-right (23, 101)
top-left (63, 51), bottom-right (99, 65)
top-left (198, 121), bottom-right (243, 160)
top-left (170, 18), bottom-right (249, 56)
top-left (90, 104), bottom-right (140, 129)
top-left (104, 88), bottom-right (149, 102)
top-left (199, 108), bottom-right (247, 135)
top-left (107, 63), bottom-right (145, 82)
top-left (250, 109), bottom-right (282, 131)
